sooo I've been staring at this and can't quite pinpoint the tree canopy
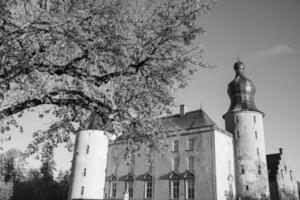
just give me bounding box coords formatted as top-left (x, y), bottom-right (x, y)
top-left (0, 0), bottom-right (215, 159)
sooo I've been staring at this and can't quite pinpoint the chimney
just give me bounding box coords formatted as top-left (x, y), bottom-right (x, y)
top-left (180, 104), bottom-right (186, 117)
top-left (279, 148), bottom-right (284, 154)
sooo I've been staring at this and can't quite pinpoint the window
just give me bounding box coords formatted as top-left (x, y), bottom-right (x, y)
top-left (290, 171), bottom-right (293, 181)
top-left (284, 165), bottom-right (287, 172)
top-left (145, 181), bottom-right (152, 198)
top-left (241, 165), bottom-right (245, 174)
top-left (237, 131), bottom-right (240, 139)
top-left (113, 148), bottom-right (118, 158)
top-left (258, 165), bottom-right (261, 175)
top-left (125, 181), bottom-right (134, 198)
top-left (185, 179), bottom-right (195, 199)
top-left (255, 131), bottom-right (258, 139)
top-left (173, 140), bottom-right (179, 152)
top-left (172, 157), bottom-right (179, 171)
top-left (113, 163), bottom-right (117, 174)
top-left (187, 156), bottom-right (194, 171)
top-left (257, 148), bottom-right (260, 157)
top-left (146, 160), bottom-right (153, 173)
top-left (86, 145), bottom-right (90, 154)
top-left (187, 139), bottom-right (194, 151)
top-left (245, 185), bottom-right (249, 191)
top-left (253, 116), bottom-right (256, 124)
top-left (281, 169), bottom-right (284, 179)
top-left (83, 168), bottom-right (86, 176)
top-left (81, 186), bottom-right (84, 195)
top-left (236, 116), bottom-right (239, 124)
top-left (110, 182), bottom-right (117, 198)
top-left (170, 180), bottom-right (179, 199)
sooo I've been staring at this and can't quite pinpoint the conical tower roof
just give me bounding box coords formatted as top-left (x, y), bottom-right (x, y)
top-left (82, 112), bottom-right (102, 130)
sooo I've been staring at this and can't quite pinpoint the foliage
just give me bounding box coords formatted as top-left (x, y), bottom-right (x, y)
top-left (40, 159), bottom-right (56, 181)
top-left (26, 168), bottom-right (41, 181)
top-left (0, 0), bottom-right (215, 159)
top-left (12, 167), bottom-right (69, 200)
top-left (0, 182), bottom-right (13, 200)
top-left (1, 148), bottom-right (27, 183)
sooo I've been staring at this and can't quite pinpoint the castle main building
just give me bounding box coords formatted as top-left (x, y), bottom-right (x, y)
top-left (103, 61), bottom-right (269, 200)
top-left (67, 61), bottom-right (299, 200)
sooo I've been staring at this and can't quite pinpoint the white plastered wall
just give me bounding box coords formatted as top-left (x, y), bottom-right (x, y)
top-left (67, 130), bottom-right (108, 200)
top-left (215, 130), bottom-right (236, 200)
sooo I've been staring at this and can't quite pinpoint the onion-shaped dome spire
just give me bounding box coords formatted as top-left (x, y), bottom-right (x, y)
top-left (223, 60), bottom-right (264, 117)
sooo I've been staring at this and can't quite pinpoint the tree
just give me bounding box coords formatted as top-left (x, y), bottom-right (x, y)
top-left (26, 168), bottom-right (41, 181)
top-left (1, 148), bottom-right (27, 183)
top-left (40, 159), bottom-right (55, 182)
top-left (0, 0), bottom-right (215, 159)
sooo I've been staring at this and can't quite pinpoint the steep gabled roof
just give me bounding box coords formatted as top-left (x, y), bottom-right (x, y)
top-left (266, 153), bottom-right (281, 182)
top-left (83, 109), bottom-right (216, 134)
top-left (165, 109), bottom-right (216, 130)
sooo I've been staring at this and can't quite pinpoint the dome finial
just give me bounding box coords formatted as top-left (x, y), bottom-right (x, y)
top-left (234, 59), bottom-right (245, 76)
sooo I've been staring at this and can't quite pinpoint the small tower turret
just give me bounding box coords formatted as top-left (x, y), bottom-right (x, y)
top-left (67, 113), bottom-right (108, 200)
top-left (223, 61), bottom-right (270, 199)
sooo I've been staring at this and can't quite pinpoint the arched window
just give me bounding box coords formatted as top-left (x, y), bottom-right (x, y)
top-left (110, 182), bottom-right (117, 198)
top-left (170, 180), bottom-right (179, 199)
top-left (169, 172), bottom-right (180, 199)
top-left (145, 181), bottom-right (152, 198)
top-left (185, 179), bottom-right (195, 199)
top-left (183, 171), bottom-right (195, 199)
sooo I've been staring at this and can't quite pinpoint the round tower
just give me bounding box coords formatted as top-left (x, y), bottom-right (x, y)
top-left (223, 61), bottom-right (270, 199)
top-left (67, 113), bottom-right (108, 200)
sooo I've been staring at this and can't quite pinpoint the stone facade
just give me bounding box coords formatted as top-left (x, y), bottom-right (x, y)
top-left (224, 111), bottom-right (269, 199)
top-left (104, 109), bottom-right (236, 200)
top-left (267, 149), bottom-right (299, 200)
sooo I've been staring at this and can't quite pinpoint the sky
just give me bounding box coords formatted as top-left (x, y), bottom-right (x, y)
top-left (1, 0), bottom-right (300, 180)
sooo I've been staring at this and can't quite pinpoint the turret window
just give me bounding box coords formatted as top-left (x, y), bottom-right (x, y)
top-left (235, 116), bottom-right (239, 124)
top-left (241, 165), bottom-right (245, 174)
top-left (86, 145), bottom-right (90, 154)
top-left (290, 171), bottom-right (293, 181)
top-left (257, 148), bottom-right (260, 157)
top-left (253, 116), bottom-right (256, 124)
top-left (245, 185), bottom-right (249, 191)
top-left (237, 131), bottom-right (240, 139)
top-left (81, 186), bottom-right (84, 195)
top-left (83, 168), bottom-right (87, 176)
top-left (258, 165), bottom-right (261, 175)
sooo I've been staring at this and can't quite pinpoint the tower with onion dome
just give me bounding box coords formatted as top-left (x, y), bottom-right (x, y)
top-left (223, 61), bottom-right (270, 199)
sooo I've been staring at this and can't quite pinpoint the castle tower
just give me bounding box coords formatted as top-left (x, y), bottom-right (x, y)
top-left (67, 113), bottom-right (108, 200)
top-left (223, 61), bottom-right (270, 199)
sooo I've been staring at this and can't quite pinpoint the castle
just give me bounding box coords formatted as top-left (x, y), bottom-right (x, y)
top-left (67, 61), bottom-right (299, 200)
